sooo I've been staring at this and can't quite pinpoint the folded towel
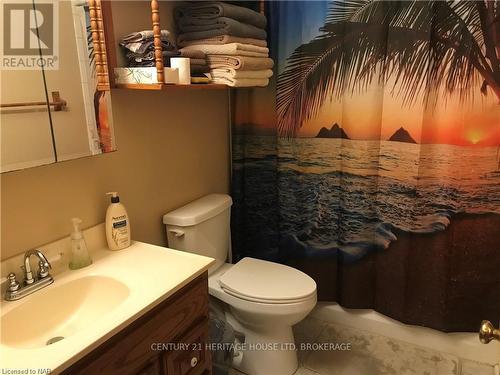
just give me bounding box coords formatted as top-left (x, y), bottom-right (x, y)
top-left (181, 43), bottom-right (269, 57)
top-left (120, 30), bottom-right (172, 54)
top-left (177, 18), bottom-right (267, 41)
top-left (127, 56), bottom-right (180, 69)
top-left (211, 76), bottom-right (269, 87)
top-left (128, 59), bottom-right (167, 68)
top-left (175, 2), bottom-right (267, 29)
top-left (191, 76), bottom-right (211, 83)
top-left (121, 30), bottom-right (170, 43)
top-left (178, 34), bottom-right (267, 48)
top-left (210, 68), bottom-right (273, 79)
top-left (121, 41), bottom-right (176, 55)
top-left (178, 17), bottom-right (266, 39)
top-left (179, 49), bottom-right (206, 59)
top-left (191, 64), bottom-right (210, 74)
top-left (126, 46), bottom-right (179, 62)
top-left (190, 58), bottom-right (207, 66)
top-left (206, 55), bottom-right (274, 70)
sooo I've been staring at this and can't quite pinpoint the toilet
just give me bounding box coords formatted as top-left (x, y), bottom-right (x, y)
top-left (163, 194), bottom-right (317, 375)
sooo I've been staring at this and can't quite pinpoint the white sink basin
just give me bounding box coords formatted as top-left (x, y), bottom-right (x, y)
top-left (1, 275), bottom-right (129, 349)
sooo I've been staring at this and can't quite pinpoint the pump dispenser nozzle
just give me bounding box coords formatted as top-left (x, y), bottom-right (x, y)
top-left (106, 192), bottom-right (120, 203)
top-left (71, 218), bottom-right (83, 239)
top-left (71, 217), bottom-right (82, 231)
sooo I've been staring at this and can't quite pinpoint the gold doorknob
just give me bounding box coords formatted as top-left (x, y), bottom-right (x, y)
top-left (479, 320), bottom-right (500, 344)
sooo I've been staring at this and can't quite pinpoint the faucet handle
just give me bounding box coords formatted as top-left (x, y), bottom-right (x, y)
top-left (38, 260), bottom-right (51, 279)
top-left (6, 273), bottom-right (20, 292)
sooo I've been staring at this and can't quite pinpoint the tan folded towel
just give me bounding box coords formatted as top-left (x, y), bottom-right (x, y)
top-left (181, 43), bottom-right (269, 57)
top-left (207, 56), bottom-right (274, 70)
top-left (211, 68), bottom-right (273, 79)
top-left (179, 49), bottom-right (206, 59)
top-left (211, 76), bottom-right (269, 87)
top-left (178, 34), bottom-right (267, 48)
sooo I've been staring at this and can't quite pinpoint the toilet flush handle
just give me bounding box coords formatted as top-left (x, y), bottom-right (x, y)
top-left (168, 229), bottom-right (185, 238)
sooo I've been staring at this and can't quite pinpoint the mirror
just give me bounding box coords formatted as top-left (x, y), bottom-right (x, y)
top-left (0, 0), bottom-right (116, 173)
top-left (0, 64), bottom-right (54, 172)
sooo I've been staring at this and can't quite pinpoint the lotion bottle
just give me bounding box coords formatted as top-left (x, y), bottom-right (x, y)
top-left (105, 192), bottom-right (131, 250)
top-left (69, 218), bottom-right (92, 269)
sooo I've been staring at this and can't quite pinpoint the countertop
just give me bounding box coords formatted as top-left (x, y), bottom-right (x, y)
top-left (0, 240), bottom-right (215, 374)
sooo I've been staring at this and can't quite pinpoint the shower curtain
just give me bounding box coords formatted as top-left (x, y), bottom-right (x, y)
top-left (231, 0), bottom-right (500, 332)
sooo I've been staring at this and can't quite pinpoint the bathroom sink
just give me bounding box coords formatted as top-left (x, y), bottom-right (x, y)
top-left (0, 237), bottom-right (215, 373)
top-left (1, 275), bottom-right (129, 349)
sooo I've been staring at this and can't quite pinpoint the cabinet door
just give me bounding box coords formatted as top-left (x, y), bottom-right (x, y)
top-left (61, 273), bottom-right (209, 375)
top-left (135, 357), bottom-right (163, 375)
top-left (164, 320), bottom-right (211, 375)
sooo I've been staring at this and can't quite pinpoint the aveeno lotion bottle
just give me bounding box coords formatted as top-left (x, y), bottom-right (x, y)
top-left (105, 192), bottom-right (131, 250)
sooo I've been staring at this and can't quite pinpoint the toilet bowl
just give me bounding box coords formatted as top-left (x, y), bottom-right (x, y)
top-left (210, 260), bottom-right (317, 375)
top-left (163, 194), bottom-right (317, 375)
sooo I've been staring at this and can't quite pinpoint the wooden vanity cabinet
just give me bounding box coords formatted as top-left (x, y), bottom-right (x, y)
top-left (62, 273), bottom-right (212, 375)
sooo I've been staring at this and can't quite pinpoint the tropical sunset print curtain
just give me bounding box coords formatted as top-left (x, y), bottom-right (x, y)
top-left (231, 0), bottom-right (500, 332)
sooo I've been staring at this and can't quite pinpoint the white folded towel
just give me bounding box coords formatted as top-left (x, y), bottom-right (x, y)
top-left (211, 76), bottom-right (269, 87)
top-left (181, 43), bottom-right (269, 57)
top-left (210, 68), bottom-right (273, 79)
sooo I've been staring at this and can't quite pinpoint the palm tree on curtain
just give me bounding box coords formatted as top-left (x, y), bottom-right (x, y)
top-left (276, 0), bottom-right (500, 138)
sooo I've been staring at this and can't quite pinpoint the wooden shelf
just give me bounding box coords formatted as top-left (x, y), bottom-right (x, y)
top-left (114, 83), bottom-right (227, 90)
top-left (97, 1), bottom-right (266, 92)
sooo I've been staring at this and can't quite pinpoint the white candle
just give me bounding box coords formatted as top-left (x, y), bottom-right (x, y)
top-left (170, 57), bottom-right (191, 85)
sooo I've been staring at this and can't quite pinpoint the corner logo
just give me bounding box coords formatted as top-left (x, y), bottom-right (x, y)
top-left (1, 0), bottom-right (59, 69)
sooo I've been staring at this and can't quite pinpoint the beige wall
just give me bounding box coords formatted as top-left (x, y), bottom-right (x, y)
top-left (1, 88), bottom-right (231, 260)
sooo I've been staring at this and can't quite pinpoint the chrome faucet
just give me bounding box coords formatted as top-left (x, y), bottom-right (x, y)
top-left (24, 249), bottom-right (51, 285)
top-left (4, 249), bottom-right (54, 301)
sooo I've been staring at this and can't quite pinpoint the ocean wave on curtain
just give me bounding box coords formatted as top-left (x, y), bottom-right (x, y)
top-left (230, 0), bottom-right (500, 332)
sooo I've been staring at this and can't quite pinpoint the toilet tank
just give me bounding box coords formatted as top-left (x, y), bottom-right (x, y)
top-left (163, 194), bottom-right (232, 273)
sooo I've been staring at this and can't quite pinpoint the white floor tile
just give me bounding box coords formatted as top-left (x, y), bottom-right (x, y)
top-left (230, 319), bottom-right (495, 375)
top-left (460, 359), bottom-right (495, 375)
top-left (294, 366), bottom-right (322, 375)
top-left (303, 322), bottom-right (461, 375)
top-left (294, 316), bottom-right (328, 365)
top-left (228, 368), bottom-right (246, 375)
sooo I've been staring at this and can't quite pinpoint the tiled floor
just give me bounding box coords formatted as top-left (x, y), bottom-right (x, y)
top-left (229, 316), bottom-right (496, 375)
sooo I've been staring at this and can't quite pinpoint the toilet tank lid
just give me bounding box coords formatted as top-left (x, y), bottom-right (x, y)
top-left (163, 194), bottom-right (232, 226)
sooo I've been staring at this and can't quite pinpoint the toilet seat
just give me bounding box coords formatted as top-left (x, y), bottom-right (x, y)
top-left (218, 257), bottom-right (316, 304)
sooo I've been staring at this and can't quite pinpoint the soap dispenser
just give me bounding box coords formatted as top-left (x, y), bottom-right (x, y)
top-left (69, 218), bottom-right (92, 269)
top-left (105, 192), bottom-right (131, 250)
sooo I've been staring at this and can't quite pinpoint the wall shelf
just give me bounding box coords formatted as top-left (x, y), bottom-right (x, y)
top-left (114, 83), bottom-right (227, 90)
top-left (95, 1), bottom-right (266, 91)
